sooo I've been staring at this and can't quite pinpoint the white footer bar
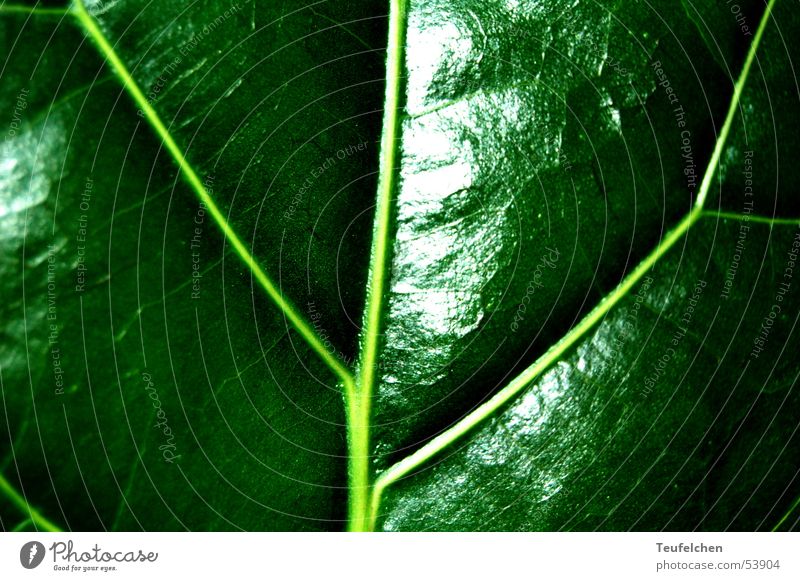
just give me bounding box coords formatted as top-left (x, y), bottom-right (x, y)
top-left (1, 532), bottom-right (797, 580)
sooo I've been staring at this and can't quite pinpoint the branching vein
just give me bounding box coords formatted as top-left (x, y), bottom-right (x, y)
top-left (773, 494), bottom-right (800, 531)
top-left (70, 0), bottom-right (354, 389)
top-left (0, 4), bottom-right (71, 17)
top-left (703, 210), bottom-right (800, 226)
top-left (0, 472), bottom-right (61, 532)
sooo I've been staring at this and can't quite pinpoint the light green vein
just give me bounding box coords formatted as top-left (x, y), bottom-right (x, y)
top-left (347, 0), bottom-right (406, 532)
top-left (71, 0), bottom-right (354, 390)
top-left (367, 0), bottom-right (778, 530)
top-left (0, 472), bottom-right (61, 532)
top-left (703, 210), bottom-right (800, 226)
top-left (12, 518), bottom-right (33, 532)
top-left (0, 4), bottom-right (71, 17)
top-left (772, 494), bottom-right (800, 531)
top-left (694, 0), bottom-right (774, 209)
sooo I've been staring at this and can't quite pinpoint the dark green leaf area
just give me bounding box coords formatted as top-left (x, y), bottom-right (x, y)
top-left (372, 0), bottom-right (738, 465)
top-left (378, 219), bottom-right (800, 531)
top-left (1, 16), bottom-right (347, 532)
top-left (89, 0), bottom-right (389, 359)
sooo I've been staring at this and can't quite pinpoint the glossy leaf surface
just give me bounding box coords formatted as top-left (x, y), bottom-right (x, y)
top-left (372, 0), bottom-right (800, 530)
top-left (1, 0), bottom-right (798, 532)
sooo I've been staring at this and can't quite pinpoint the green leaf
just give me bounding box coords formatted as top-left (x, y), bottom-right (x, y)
top-left (370, 0), bottom-right (800, 531)
top-left (1, 0), bottom-right (386, 531)
top-left (1, 0), bottom-right (799, 532)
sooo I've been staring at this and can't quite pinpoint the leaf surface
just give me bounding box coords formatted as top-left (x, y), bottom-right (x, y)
top-left (371, 0), bottom-right (800, 531)
top-left (371, 0), bottom-right (737, 462)
top-left (0, 0), bottom-right (386, 531)
top-left (1, 0), bottom-right (798, 532)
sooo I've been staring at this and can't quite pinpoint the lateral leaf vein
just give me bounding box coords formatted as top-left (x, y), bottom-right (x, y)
top-left (71, 0), bottom-right (354, 388)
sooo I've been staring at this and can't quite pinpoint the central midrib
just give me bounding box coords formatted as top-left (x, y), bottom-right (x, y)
top-left (347, 0), bottom-right (408, 532)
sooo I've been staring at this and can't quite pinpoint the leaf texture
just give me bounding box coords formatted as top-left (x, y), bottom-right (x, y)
top-left (1, 0), bottom-right (798, 532)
